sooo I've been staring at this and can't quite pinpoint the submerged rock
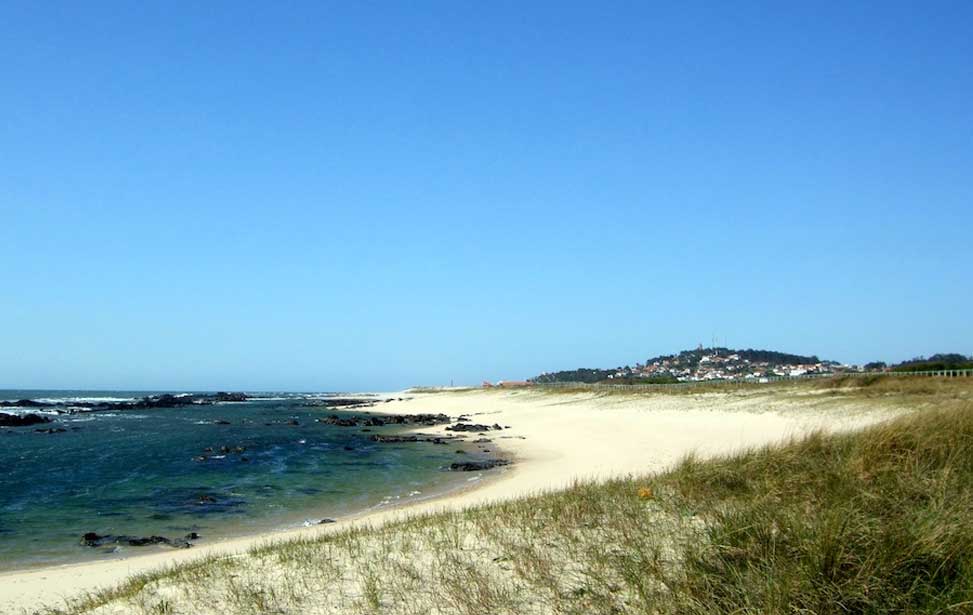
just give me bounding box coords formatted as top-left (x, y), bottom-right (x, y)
top-left (449, 459), bottom-right (511, 472)
top-left (316, 413), bottom-right (451, 428)
top-left (445, 423), bottom-right (503, 433)
top-left (81, 532), bottom-right (192, 549)
top-left (2, 392), bottom-right (249, 415)
top-left (0, 399), bottom-right (51, 408)
top-left (0, 413), bottom-right (52, 427)
top-left (368, 434), bottom-right (459, 445)
top-left (213, 392), bottom-right (248, 402)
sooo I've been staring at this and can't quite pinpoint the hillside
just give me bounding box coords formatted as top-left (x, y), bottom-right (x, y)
top-left (533, 347), bottom-right (833, 384)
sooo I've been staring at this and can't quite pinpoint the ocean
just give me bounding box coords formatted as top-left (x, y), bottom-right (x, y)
top-left (0, 390), bottom-right (486, 571)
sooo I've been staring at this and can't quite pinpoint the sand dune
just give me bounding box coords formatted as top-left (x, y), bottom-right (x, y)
top-left (0, 386), bottom-right (901, 613)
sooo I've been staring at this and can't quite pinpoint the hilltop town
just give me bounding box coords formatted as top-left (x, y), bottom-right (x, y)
top-left (532, 347), bottom-right (843, 384)
top-left (529, 348), bottom-right (973, 385)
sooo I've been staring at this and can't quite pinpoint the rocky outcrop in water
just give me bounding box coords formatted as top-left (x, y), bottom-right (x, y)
top-left (445, 423), bottom-right (504, 433)
top-left (193, 445), bottom-right (248, 462)
top-left (302, 398), bottom-right (381, 410)
top-left (0, 413), bottom-right (52, 427)
top-left (213, 392), bottom-right (247, 402)
top-left (0, 393), bottom-right (250, 414)
top-left (316, 413), bottom-right (451, 428)
top-left (449, 459), bottom-right (511, 472)
top-left (80, 532), bottom-right (194, 549)
top-left (0, 399), bottom-right (48, 408)
top-left (368, 434), bottom-right (457, 445)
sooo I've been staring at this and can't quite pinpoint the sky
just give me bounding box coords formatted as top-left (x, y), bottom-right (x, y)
top-left (2, 2), bottom-right (972, 391)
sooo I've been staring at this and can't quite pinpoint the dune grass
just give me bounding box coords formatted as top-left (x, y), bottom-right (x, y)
top-left (36, 386), bottom-right (973, 615)
top-left (530, 372), bottom-right (973, 400)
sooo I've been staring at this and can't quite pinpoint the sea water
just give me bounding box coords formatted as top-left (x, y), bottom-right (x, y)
top-left (0, 390), bottom-right (483, 570)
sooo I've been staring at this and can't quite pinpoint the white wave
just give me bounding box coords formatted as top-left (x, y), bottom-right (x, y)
top-left (33, 396), bottom-right (136, 404)
top-left (0, 408), bottom-right (62, 416)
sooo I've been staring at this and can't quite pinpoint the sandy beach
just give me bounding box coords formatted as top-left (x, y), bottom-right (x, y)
top-left (0, 386), bottom-right (903, 613)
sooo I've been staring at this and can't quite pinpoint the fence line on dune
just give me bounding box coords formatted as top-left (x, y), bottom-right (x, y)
top-left (530, 368), bottom-right (973, 391)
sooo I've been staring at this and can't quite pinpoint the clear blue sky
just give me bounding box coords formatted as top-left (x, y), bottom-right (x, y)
top-left (2, 2), bottom-right (971, 391)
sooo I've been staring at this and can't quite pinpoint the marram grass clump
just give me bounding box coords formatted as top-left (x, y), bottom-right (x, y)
top-left (38, 398), bottom-right (973, 615)
top-left (665, 404), bottom-right (973, 613)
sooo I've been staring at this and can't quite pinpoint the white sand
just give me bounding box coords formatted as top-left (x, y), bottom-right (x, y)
top-left (0, 387), bottom-right (900, 613)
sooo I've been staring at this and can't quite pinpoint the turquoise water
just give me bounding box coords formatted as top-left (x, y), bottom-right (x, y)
top-left (0, 390), bottom-right (482, 571)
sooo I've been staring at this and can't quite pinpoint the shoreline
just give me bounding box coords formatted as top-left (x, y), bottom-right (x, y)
top-left (0, 387), bottom-right (902, 613)
top-left (0, 442), bottom-right (508, 575)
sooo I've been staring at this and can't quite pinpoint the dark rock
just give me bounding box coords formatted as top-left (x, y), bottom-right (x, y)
top-left (0, 399), bottom-right (51, 408)
top-left (369, 434), bottom-right (418, 443)
top-left (445, 422), bottom-right (503, 433)
top-left (0, 413), bottom-right (52, 427)
top-left (317, 413), bottom-right (451, 428)
top-left (318, 415), bottom-right (359, 427)
top-left (302, 398), bottom-right (377, 410)
top-left (368, 433), bottom-right (461, 445)
top-left (81, 532), bottom-right (102, 546)
top-left (213, 420), bottom-right (231, 425)
top-left (185, 532), bottom-right (200, 540)
top-left (5, 392), bottom-right (247, 416)
top-left (473, 438), bottom-right (492, 443)
top-left (213, 392), bottom-right (248, 402)
top-left (449, 459), bottom-right (511, 472)
top-left (34, 427), bottom-right (66, 434)
top-left (81, 532), bottom-right (191, 549)
top-left (318, 518), bottom-right (337, 524)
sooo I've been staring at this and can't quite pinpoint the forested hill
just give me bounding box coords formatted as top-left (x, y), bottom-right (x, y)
top-left (891, 354), bottom-right (973, 372)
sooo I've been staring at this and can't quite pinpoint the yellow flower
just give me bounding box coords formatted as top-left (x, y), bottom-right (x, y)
top-left (638, 487), bottom-right (653, 499)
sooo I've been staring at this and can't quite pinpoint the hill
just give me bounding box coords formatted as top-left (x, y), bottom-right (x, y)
top-left (533, 347), bottom-right (832, 384)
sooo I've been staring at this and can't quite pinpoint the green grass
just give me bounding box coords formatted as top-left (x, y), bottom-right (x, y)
top-left (35, 386), bottom-right (973, 615)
